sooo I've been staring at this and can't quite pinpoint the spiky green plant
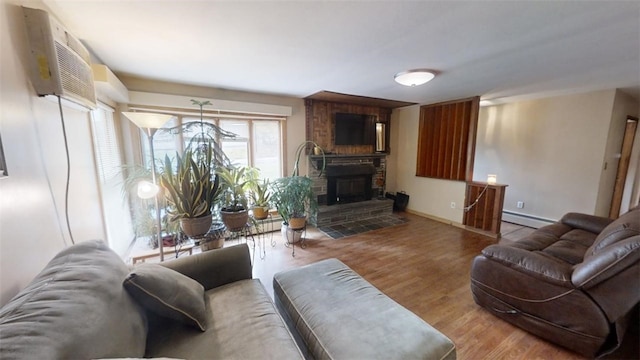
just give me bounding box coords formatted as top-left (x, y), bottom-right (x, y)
top-left (160, 147), bottom-right (220, 222)
top-left (216, 166), bottom-right (255, 212)
top-left (250, 178), bottom-right (271, 207)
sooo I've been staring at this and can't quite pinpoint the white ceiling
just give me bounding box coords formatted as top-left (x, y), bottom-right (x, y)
top-left (45, 0), bottom-right (640, 105)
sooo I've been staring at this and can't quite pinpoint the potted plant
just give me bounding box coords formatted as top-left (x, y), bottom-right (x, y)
top-left (272, 175), bottom-right (317, 233)
top-left (159, 146), bottom-right (220, 238)
top-left (217, 165), bottom-right (254, 231)
top-left (250, 178), bottom-right (271, 220)
top-left (271, 141), bottom-right (324, 242)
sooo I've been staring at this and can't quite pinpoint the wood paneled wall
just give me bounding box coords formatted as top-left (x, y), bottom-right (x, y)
top-left (416, 97), bottom-right (479, 181)
top-left (463, 182), bottom-right (507, 236)
top-left (305, 99), bottom-right (391, 154)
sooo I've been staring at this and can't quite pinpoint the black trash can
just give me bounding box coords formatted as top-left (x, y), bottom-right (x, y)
top-left (385, 192), bottom-right (409, 212)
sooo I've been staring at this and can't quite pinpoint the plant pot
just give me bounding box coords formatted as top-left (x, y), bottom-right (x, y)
top-left (220, 209), bottom-right (249, 232)
top-left (281, 223), bottom-right (303, 243)
top-left (180, 214), bottom-right (213, 238)
top-left (252, 206), bottom-right (269, 220)
top-left (200, 222), bottom-right (225, 251)
top-left (288, 216), bottom-right (306, 230)
top-left (210, 221), bottom-right (226, 238)
top-left (162, 234), bottom-right (177, 247)
top-left (201, 236), bottom-right (224, 251)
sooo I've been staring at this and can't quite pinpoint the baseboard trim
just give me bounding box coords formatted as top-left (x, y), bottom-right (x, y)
top-left (502, 210), bottom-right (556, 229)
top-left (404, 209), bottom-right (465, 229)
top-left (405, 209), bottom-right (502, 239)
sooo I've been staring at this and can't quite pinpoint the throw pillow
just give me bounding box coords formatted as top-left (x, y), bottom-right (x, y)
top-left (123, 264), bottom-right (207, 331)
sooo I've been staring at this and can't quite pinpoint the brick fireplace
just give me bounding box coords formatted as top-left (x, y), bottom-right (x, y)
top-left (303, 93), bottom-right (415, 228)
top-left (309, 154), bottom-right (393, 227)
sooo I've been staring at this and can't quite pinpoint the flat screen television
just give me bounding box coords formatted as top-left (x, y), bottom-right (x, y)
top-left (334, 113), bottom-right (375, 145)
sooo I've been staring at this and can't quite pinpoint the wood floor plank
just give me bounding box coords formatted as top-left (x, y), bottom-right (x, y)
top-left (247, 212), bottom-right (637, 360)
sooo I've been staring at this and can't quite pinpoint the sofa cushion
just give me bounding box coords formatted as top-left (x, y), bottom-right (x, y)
top-left (144, 279), bottom-right (303, 359)
top-left (510, 226), bottom-right (596, 265)
top-left (124, 263), bottom-right (207, 331)
top-left (0, 240), bottom-right (147, 359)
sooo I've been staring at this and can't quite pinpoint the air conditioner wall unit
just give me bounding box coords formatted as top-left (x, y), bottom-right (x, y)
top-left (23, 6), bottom-right (97, 109)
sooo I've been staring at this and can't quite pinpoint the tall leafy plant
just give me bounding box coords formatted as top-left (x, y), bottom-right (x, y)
top-left (272, 175), bottom-right (317, 226)
top-left (160, 99), bottom-right (237, 169)
top-left (271, 141), bottom-right (325, 227)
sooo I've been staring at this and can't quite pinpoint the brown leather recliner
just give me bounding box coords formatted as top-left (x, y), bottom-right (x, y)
top-left (470, 206), bottom-right (639, 358)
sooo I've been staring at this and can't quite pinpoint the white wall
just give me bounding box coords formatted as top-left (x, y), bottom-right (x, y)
top-left (473, 90), bottom-right (618, 225)
top-left (0, 1), bottom-right (106, 305)
top-left (388, 105), bottom-right (467, 225)
top-left (387, 89), bottom-right (637, 229)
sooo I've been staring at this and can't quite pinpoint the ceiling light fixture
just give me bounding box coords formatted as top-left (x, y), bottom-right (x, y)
top-left (394, 69), bottom-right (435, 87)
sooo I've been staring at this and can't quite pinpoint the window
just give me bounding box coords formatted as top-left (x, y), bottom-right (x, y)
top-left (140, 117), bottom-right (180, 169)
top-left (220, 119), bottom-right (249, 167)
top-left (252, 121), bottom-right (282, 180)
top-left (91, 104), bottom-right (134, 255)
top-left (92, 105), bottom-right (122, 182)
top-left (141, 115), bottom-right (283, 181)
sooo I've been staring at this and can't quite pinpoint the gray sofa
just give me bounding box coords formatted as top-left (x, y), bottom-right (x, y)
top-left (0, 240), bottom-right (303, 359)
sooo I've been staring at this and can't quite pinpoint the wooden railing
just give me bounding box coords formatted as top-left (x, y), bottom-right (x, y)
top-left (463, 182), bottom-right (507, 237)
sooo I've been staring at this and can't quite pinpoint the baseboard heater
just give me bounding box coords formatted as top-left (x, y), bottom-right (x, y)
top-left (502, 210), bottom-right (556, 229)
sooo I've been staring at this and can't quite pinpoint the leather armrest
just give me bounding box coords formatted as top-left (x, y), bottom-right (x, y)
top-left (160, 244), bottom-right (252, 290)
top-left (560, 212), bottom-right (612, 234)
top-left (572, 236), bottom-right (640, 289)
top-left (481, 244), bottom-right (574, 287)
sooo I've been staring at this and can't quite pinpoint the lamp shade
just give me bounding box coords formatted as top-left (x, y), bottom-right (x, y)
top-left (122, 112), bottom-right (174, 129)
top-left (137, 180), bottom-right (159, 199)
top-left (394, 69), bottom-right (435, 86)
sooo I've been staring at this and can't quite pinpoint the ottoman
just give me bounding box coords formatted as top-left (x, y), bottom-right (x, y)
top-left (273, 258), bottom-right (456, 360)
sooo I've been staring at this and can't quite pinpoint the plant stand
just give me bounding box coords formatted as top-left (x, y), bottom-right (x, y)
top-left (226, 222), bottom-right (261, 263)
top-left (131, 242), bottom-right (194, 264)
top-left (254, 212), bottom-right (276, 250)
top-left (282, 224), bottom-right (306, 257)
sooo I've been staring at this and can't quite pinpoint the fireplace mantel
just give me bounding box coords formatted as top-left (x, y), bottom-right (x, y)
top-left (310, 153), bottom-right (386, 170)
top-left (310, 153), bottom-right (386, 160)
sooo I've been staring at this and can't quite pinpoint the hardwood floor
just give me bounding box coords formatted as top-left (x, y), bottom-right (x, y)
top-left (247, 213), bottom-right (638, 360)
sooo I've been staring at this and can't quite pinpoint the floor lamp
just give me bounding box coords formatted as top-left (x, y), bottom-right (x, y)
top-left (122, 112), bottom-right (174, 261)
